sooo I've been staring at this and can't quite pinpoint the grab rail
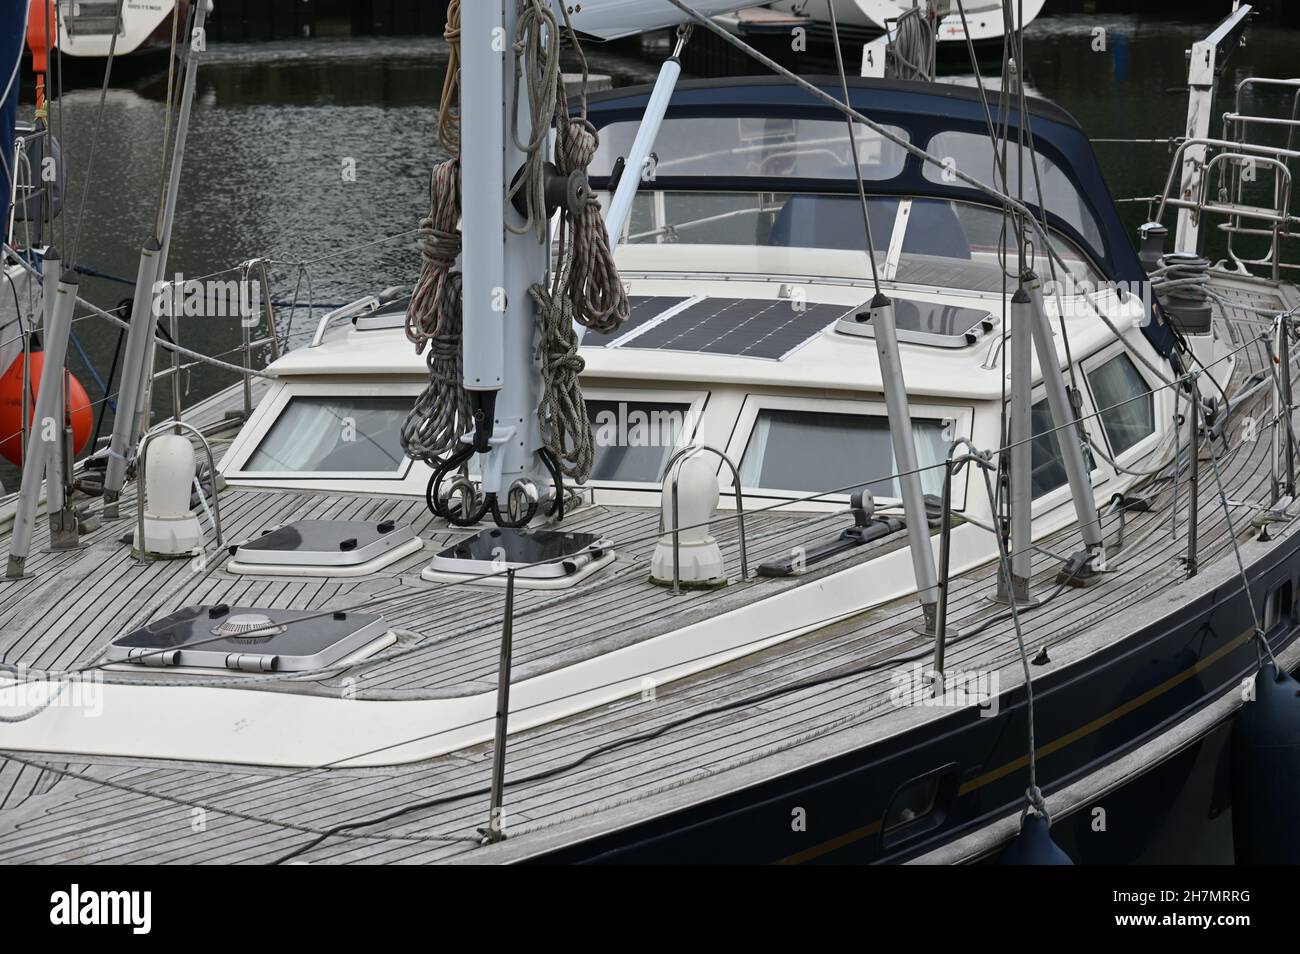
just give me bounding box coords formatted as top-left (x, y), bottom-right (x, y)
top-left (308, 295), bottom-right (382, 348)
top-left (1157, 73), bottom-right (1300, 272)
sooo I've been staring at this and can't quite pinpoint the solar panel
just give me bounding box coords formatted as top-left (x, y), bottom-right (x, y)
top-left (612, 297), bottom-right (855, 360)
top-left (583, 295), bottom-right (690, 347)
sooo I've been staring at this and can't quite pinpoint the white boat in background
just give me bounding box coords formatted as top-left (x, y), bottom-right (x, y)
top-left (32, 0), bottom-right (193, 60)
top-left (769, 0), bottom-right (1047, 44)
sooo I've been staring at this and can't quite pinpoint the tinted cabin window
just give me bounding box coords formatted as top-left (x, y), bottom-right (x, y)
top-left (245, 396), bottom-right (408, 474)
top-left (738, 408), bottom-right (948, 498)
top-left (1089, 354), bottom-right (1155, 456)
top-left (586, 400), bottom-right (691, 483)
top-left (1030, 397), bottom-right (1097, 497)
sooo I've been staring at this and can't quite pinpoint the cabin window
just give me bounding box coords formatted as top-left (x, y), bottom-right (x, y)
top-left (585, 399), bottom-right (692, 484)
top-left (1030, 397), bottom-right (1098, 498)
top-left (591, 117), bottom-right (911, 182)
top-left (243, 396), bottom-right (409, 474)
top-left (623, 191), bottom-right (1103, 292)
top-left (737, 408), bottom-right (949, 498)
top-left (922, 130), bottom-right (1104, 253)
top-left (1264, 582), bottom-right (1293, 632)
top-left (1088, 353), bottom-right (1155, 457)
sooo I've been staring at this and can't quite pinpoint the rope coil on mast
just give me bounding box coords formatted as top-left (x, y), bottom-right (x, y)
top-left (532, 260), bottom-right (593, 481)
top-left (437, 0), bottom-right (462, 154)
top-left (402, 0), bottom-right (629, 503)
top-left (527, 0), bottom-right (630, 483)
top-left (553, 112), bottom-right (628, 336)
top-left (885, 5), bottom-right (937, 83)
top-left (401, 158), bottom-right (470, 464)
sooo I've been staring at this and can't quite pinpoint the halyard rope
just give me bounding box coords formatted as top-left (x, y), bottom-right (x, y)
top-left (437, 0), bottom-right (462, 155)
top-left (509, 0), bottom-right (561, 242)
top-left (400, 0), bottom-right (627, 487)
top-left (532, 259), bottom-right (594, 479)
top-left (401, 159), bottom-right (470, 462)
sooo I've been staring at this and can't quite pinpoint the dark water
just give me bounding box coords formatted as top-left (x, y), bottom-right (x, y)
top-left (6, 9), bottom-right (1300, 490)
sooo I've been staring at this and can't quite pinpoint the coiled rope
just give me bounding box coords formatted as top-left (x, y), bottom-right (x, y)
top-left (520, 0), bottom-right (628, 481)
top-left (532, 259), bottom-right (594, 480)
top-left (526, 78), bottom-right (629, 480)
top-left (553, 112), bottom-right (629, 335)
top-left (437, 0), bottom-right (461, 154)
top-left (886, 6), bottom-right (937, 83)
top-left (402, 0), bottom-right (629, 488)
top-left (508, 0), bottom-right (561, 242)
top-left (401, 158), bottom-right (470, 462)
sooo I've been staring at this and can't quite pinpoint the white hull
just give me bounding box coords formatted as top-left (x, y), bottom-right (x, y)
top-left (769, 0), bottom-right (1046, 42)
top-left (49, 0), bottom-right (188, 59)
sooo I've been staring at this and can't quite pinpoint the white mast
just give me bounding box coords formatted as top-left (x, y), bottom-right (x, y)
top-left (459, 0), bottom-right (548, 508)
top-left (459, 1), bottom-right (754, 511)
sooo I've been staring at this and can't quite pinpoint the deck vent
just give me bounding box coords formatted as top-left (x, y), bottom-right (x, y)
top-left (226, 518), bottom-right (424, 577)
top-left (835, 298), bottom-right (994, 348)
top-left (108, 605), bottom-right (395, 673)
top-left (421, 527), bottom-right (615, 590)
top-left (211, 613), bottom-right (288, 639)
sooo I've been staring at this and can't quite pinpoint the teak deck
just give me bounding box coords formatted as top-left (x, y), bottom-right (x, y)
top-left (0, 277), bottom-right (1294, 864)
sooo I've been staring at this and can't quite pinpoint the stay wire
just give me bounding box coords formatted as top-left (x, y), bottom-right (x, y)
top-left (827, 1), bottom-right (881, 296)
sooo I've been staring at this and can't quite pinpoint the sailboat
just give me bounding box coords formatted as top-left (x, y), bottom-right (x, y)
top-left (0, 0), bottom-right (1298, 865)
top-left (27, 0), bottom-right (193, 62)
top-left (767, 0), bottom-right (1048, 45)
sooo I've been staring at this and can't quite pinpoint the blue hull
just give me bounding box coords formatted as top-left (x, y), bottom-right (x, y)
top-left (529, 532), bottom-right (1300, 864)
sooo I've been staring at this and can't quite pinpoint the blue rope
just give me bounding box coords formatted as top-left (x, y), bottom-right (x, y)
top-left (71, 263), bottom-right (133, 285)
top-left (70, 264), bottom-right (349, 308)
top-left (67, 329), bottom-right (113, 410)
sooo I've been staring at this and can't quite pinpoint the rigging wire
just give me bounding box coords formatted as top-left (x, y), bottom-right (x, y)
top-left (827, 1), bottom-right (881, 296)
top-left (0, 342), bottom-right (1285, 858)
top-left (0, 314), bottom-right (1276, 682)
top-left (64, 0), bottom-right (129, 269)
top-left (155, 1), bottom-right (182, 228)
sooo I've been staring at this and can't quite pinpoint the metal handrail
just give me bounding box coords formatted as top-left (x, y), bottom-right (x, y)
top-left (1233, 77), bottom-right (1300, 117)
top-left (1209, 152), bottom-right (1295, 278)
top-left (930, 439), bottom-right (987, 692)
top-left (659, 443), bottom-right (749, 592)
top-left (134, 421), bottom-right (225, 558)
top-left (1219, 78), bottom-right (1300, 273)
top-left (238, 259), bottom-right (282, 420)
top-left (1155, 137), bottom-right (1300, 226)
top-left (308, 295), bottom-right (382, 348)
